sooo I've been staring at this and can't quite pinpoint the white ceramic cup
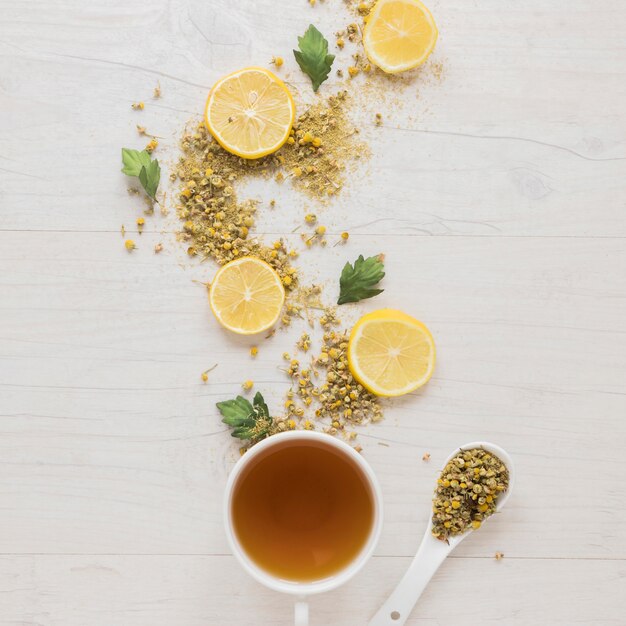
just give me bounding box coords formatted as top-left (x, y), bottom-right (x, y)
top-left (223, 430), bottom-right (384, 625)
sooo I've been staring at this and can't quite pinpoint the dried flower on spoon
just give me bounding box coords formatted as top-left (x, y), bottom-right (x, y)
top-left (432, 448), bottom-right (509, 541)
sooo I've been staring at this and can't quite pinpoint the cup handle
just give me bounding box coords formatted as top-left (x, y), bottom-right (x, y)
top-left (294, 598), bottom-right (308, 626)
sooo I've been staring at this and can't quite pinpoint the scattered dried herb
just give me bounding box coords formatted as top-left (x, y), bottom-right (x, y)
top-left (283, 327), bottom-right (383, 435)
top-left (338, 253), bottom-right (385, 304)
top-left (173, 123), bottom-right (298, 287)
top-left (432, 448), bottom-right (509, 541)
top-left (279, 91), bottom-right (367, 199)
top-left (174, 91), bottom-right (366, 285)
top-left (294, 24), bottom-right (335, 91)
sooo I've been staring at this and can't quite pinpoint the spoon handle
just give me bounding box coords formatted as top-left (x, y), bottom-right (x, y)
top-left (368, 530), bottom-right (453, 626)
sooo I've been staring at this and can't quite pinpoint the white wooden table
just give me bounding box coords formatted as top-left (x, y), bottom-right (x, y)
top-left (1, 1), bottom-right (625, 624)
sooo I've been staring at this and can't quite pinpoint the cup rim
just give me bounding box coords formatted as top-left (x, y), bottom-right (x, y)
top-left (223, 430), bottom-right (383, 595)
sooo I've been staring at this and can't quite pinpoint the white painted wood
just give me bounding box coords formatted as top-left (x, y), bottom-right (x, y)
top-left (0, 556), bottom-right (623, 625)
top-left (1, 0), bottom-right (625, 623)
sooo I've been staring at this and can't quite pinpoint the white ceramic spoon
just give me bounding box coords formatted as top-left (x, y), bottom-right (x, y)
top-left (368, 441), bottom-right (514, 626)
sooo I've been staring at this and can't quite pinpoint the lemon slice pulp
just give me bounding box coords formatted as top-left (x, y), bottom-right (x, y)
top-left (209, 257), bottom-right (285, 334)
top-left (348, 309), bottom-right (436, 396)
top-left (363, 0), bottom-right (438, 74)
top-left (205, 67), bottom-right (295, 159)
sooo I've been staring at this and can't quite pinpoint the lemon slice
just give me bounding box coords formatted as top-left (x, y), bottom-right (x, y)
top-left (209, 257), bottom-right (285, 334)
top-left (348, 309), bottom-right (435, 397)
top-left (363, 0), bottom-right (438, 74)
top-left (205, 67), bottom-right (295, 159)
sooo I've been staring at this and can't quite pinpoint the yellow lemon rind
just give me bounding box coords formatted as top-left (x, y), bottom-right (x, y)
top-left (363, 0), bottom-right (439, 75)
top-left (205, 66), bottom-right (295, 160)
top-left (348, 309), bottom-right (436, 397)
top-left (208, 256), bottom-right (285, 335)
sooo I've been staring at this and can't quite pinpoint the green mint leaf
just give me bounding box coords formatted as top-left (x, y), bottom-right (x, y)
top-left (232, 420), bottom-right (272, 441)
top-left (138, 158), bottom-right (160, 199)
top-left (121, 148), bottom-right (152, 176)
top-left (216, 396), bottom-right (254, 427)
top-left (217, 392), bottom-right (273, 442)
top-left (293, 24), bottom-right (335, 92)
top-left (121, 148), bottom-right (160, 200)
top-left (253, 391), bottom-right (269, 418)
top-left (337, 254), bottom-right (385, 305)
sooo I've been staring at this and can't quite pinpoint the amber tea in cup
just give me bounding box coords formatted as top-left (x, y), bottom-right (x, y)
top-left (230, 437), bottom-right (375, 582)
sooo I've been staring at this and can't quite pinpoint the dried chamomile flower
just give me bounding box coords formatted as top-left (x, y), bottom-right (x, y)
top-left (282, 328), bottom-right (383, 432)
top-left (297, 333), bottom-right (311, 352)
top-left (431, 448), bottom-right (509, 541)
top-left (201, 364), bottom-right (217, 383)
top-left (175, 123), bottom-right (299, 289)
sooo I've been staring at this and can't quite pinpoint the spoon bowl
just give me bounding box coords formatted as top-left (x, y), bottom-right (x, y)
top-left (368, 441), bottom-right (514, 626)
top-left (439, 441), bottom-right (514, 548)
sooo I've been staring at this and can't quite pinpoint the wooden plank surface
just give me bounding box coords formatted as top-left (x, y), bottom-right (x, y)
top-left (1, 0), bottom-right (625, 624)
top-left (0, 556), bottom-right (623, 626)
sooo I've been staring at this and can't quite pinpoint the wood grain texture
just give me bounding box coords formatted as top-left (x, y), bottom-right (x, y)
top-left (0, 556), bottom-right (623, 626)
top-left (1, 0), bottom-right (625, 624)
